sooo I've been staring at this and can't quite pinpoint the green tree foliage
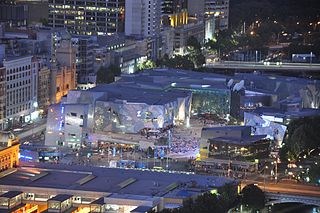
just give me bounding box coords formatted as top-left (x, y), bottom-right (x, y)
top-left (96, 64), bottom-right (121, 84)
top-left (162, 55), bottom-right (195, 70)
top-left (230, 0), bottom-right (320, 29)
top-left (205, 30), bottom-right (238, 57)
top-left (309, 162), bottom-right (320, 184)
top-left (218, 183), bottom-right (238, 208)
top-left (137, 60), bottom-right (156, 71)
top-left (157, 186), bottom-right (239, 213)
top-left (281, 116), bottom-right (320, 162)
top-left (186, 36), bottom-right (205, 68)
top-left (241, 184), bottom-right (265, 211)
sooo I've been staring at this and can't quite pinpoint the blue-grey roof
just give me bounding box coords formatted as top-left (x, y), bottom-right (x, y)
top-left (202, 125), bottom-right (250, 132)
top-left (91, 84), bottom-right (192, 105)
top-left (0, 191), bottom-right (22, 198)
top-left (209, 135), bottom-right (268, 145)
top-left (253, 107), bottom-right (320, 119)
top-left (130, 206), bottom-right (153, 213)
top-left (48, 194), bottom-right (73, 202)
top-left (0, 164), bottom-right (234, 197)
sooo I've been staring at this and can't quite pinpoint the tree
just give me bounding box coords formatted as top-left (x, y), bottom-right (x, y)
top-left (138, 60), bottom-right (156, 71)
top-left (96, 64), bottom-right (121, 84)
top-left (281, 116), bottom-right (320, 162)
top-left (309, 162), bottom-right (320, 184)
top-left (218, 183), bottom-right (238, 209)
top-left (186, 36), bottom-right (202, 52)
top-left (186, 36), bottom-right (205, 68)
top-left (241, 184), bottom-right (265, 211)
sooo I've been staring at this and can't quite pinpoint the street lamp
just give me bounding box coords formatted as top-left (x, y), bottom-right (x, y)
top-left (264, 165), bottom-right (268, 191)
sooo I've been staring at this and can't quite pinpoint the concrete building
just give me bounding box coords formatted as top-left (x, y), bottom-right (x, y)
top-left (173, 21), bottom-right (205, 55)
top-left (2, 56), bottom-right (39, 129)
top-left (48, 0), bottom-right (125, 35)
top-left (71, 36), bottom-right (96, 84)
top-left (197, 126), bottom-right (270, 176)
top-left (0, 67), bottom-right (5, 130)
top-left (0, 3), bottom-right (27, 27)
top-left (50, 31), bottom-right (77, 103)
top-left (125, 0), bottom-right (161, 38)
top-left (16, 0), bottom-right (49, 25)
top-left (188, 0), bottom-right (229, 31)
top-left (161, 0), bottom-right (188, 28)
top-left (0, 131), bottom-right (19, 172)
top-left (37, 59), bottom-right (50, 112)
top-left (0, 164), bottom-right (235, 212)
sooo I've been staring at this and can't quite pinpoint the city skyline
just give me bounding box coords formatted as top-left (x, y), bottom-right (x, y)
top-left (0, 0), bottom-right (320, 212)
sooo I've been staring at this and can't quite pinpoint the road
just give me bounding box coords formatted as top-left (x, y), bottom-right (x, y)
top-left (206, 61), bottom-right (320, 72)
top-left (241, 179), bottom-right (320, 198)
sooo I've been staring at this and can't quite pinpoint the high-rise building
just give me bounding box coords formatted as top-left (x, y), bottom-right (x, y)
top-left (188, 0), bottom-right (229, 31)
top-left (125, 0), bottom-right (161, 38)
top-left (0, 67), bottom-right (5, 130)
top-left (72, 36), bottom-right (96, 83)
top-left (48, 0), bottom-right (125, 35)
top-left (205, 0), bottom-right (229, 30)
top-left (0, 0), bottom-right (27, 27)
top-left (161, 0), bottom-right (188, 28)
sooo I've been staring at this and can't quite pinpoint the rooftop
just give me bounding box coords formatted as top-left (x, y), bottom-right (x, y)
top-left (0, 164), bottom-right (234, 197)
top-left (202, 125), bottom-right (250, 132)
top-left (90, 84), bottom-right (192, 105)
top-left (210, 135), bottom-right (268, 146)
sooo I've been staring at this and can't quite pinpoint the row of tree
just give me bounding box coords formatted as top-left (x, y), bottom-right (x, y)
top-left (148, 184), bottom-right (265, 213)
top-left (280, 116), bottom-right (320, 162)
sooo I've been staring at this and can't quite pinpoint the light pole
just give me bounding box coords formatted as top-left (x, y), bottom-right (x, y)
top-left (264, 165), bottom-right (268, 191)
top-left (274, 159), bottom-right (278, 184)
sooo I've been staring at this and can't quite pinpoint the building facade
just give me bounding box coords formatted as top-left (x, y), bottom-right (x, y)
top-left (3, 56), bottom-right (39, 129)
top-left (72, 36), bottom-right (96, 83)
top-left (125, 0), bottom-right (161, 38)
top-left (205, 0), bottom-right (229, 30)
top-left (161, 0), bottom-right (188, 28)
top-left (0, 164), bottom-right (234, 213)
top-left (0, 131), bottom-right (19, 172)
top-left (50, 32), bottom-right (77, 103)
top-left (0, 67), bottom-right (5, 130)
top-left (188, 0), bottom-right (229, 31)
top-left (37, 60), bottom-right (50, 112)
top-left (48, 0), bottom-right (125, 35)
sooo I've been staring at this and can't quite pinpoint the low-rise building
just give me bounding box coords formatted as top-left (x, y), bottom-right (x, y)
top-left (197, 126), bottom-right (270, 177)
top-left (0, 131), bottom-right (19, 172)
top-left (0, 164), bottom-right (235, 212)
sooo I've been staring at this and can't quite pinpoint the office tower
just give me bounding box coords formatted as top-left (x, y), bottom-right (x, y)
top-left (72, 36), bottom-right (95, 83)
top-left (48, 0), bottom-right (125, 35)
top-left (0, 0), bottom-right (27, 27)
top-left (188, 0), bottom-right (229, 31)
top-left (125, 0), bottom-right (161, 38)
top-left (162, 0), bottom-right (188, 27)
